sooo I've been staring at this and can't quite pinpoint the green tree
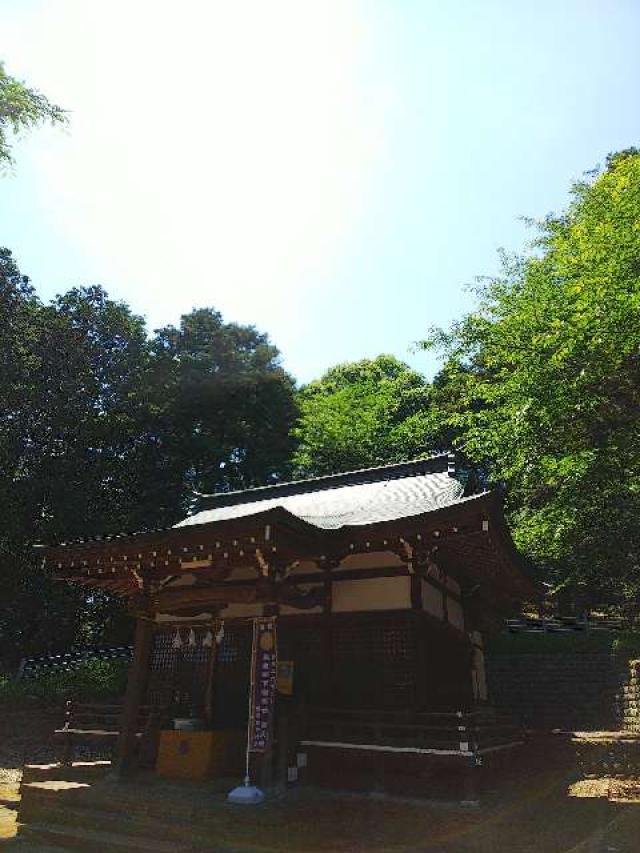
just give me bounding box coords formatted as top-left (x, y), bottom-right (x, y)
top-left (0, 273), bottom-right (154, 665)
top-left (150, 308), bottom-right (298, 499)
top-left (422, 150), bottom-right (640, 605)
top-left (292, 354), bottom-right (441, 476)
top-left (0, 258), bottom-right (298, 666)
top-left (0, 61), bottom-right (66, 167)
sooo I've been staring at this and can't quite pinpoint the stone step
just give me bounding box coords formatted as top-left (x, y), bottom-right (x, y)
top-left (18, 790), bottom-right (236, 849)
top-left (18, 821), bottom-right (191, 853)
top-left (17, 771), bottom-right (261, 850)
top-left (572, 734), bottom-right (640, 776)
top-left (0, 783), bottom-right (20, 810)
top-left (20, 773), bottom-right (239, 824)
top-left (3, 839), bottom-right (67, 852)
top-left (22, 761), bottom-right (111, 785)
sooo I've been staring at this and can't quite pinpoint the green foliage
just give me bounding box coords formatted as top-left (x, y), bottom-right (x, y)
top-left (0, 270), bottom-right (156, 663)
top-left (0, 253), bottom-right (297, 665)
top-left (0, 61), bottom-right (66, 167)
top-left (611, 631), bottom-right (640, 660)
top-left (487, 629), bottom-right (640, 658)
top-left (422, 151), bottom-right (640, 603)
top-left (151, 308), bottom-right (297, 497)
top-left (0, 658), bottom-right (129, 708)
top-left (292, 354), bottom-right (443, 476)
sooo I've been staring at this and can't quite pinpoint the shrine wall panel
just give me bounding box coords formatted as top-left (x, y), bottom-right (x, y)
top-left (279, 579), bottom-right (324, 615)
top-left (332, 576), bottom-right (411, 612)
top-left (226, 565), bottom-right (259, 581)
top-left (447, 598), bottom-right (465, 631)
top-left (289, 560), bottom-right (323, 576)
top-left (446, 576), bottom-right (461, 596)
top-left (221, 602), bottom-right (264, 619)
top-left (421, 580), bottom-right (444, 620)
top-left (339, 551), bottom-right (404, 570)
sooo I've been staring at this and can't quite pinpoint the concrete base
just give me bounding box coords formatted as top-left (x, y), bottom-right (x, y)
top-left (227, 783), bottom-right (265, 804)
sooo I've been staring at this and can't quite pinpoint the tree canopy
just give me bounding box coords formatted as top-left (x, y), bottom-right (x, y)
top-left (0, 61), bottom-right (66, 167)
top-left (0, 256), bottom-right (297, 665)
top-left (422, 149), bottom-right (640, 605)
top-left (149, 307), bottom-right (297, 500)
top-left (292, 354), bottom-right (442, 477)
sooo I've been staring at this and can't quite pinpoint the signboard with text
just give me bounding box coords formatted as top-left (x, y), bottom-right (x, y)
top-left (248, 618), bottom-right (278, 753)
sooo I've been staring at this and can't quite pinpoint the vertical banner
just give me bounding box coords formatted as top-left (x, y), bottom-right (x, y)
top-left (248, 617), bottom-right (278, 753)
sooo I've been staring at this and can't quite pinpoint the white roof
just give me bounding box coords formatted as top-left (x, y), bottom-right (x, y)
top-left (174, 470), bottom-right (465, 531)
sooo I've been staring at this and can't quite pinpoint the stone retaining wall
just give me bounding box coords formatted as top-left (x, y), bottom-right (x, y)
top-left (486, 652), bottom-right (631, 731)
top-left (622, 659), bottom-right (640, 733)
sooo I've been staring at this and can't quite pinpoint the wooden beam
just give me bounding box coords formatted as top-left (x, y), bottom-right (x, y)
top-left (154, 584), bottom-right (259, 612)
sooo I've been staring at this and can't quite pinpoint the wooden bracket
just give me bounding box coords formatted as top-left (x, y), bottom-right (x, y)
top-left (255, 548), bottom-right (270, 578)
top-left (398, 538), bottom-right (415, 574)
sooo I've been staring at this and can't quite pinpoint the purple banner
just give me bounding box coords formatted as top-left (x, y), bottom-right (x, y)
top-left (248, 618), bottom-right (278, 753)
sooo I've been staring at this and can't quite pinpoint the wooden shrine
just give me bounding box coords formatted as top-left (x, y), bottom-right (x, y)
top-left (39, 453), bottom-right (537, 794)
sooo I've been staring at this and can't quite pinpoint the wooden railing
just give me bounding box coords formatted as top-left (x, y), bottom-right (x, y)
top-left (302, 706), bottom-right (524, 757)
top-left (54, 700), bottom-right (165, 765)
top-left (18, 645), bottom-right (133, 679)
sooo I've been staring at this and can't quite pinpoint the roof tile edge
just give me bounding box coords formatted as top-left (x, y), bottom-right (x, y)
top-left (195, 453), bottom-right (452, 511)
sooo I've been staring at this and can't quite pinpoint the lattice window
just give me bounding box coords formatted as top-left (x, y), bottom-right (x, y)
top-left (279, 618), bottom-right (326, 704)
top-left (332, 615), bottom-right (416, 709)
top-left (146, 628), bottom-right (178, 712)
top-left (211, 622), bottom-right (252, 729)
top-left (175, 637), bottom-right (211, 715)
top-left (146, 627), bottom-right (213, 717)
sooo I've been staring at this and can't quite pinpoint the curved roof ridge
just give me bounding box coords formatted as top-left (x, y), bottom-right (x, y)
top-left (195, 453), bottom-right (452, 511)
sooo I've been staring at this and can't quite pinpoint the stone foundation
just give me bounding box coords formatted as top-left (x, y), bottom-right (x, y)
top-left (486, 652), bottom-right (635, 731)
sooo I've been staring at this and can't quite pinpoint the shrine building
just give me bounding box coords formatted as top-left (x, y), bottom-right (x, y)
top-left (40, 452), bottom-right (537, 795)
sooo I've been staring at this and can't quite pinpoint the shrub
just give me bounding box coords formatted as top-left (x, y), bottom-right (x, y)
top-left (0, 658), bottom-right (129, 708)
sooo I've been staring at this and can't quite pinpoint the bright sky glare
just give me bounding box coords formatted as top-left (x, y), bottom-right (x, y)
top-left (2, 1), bottom-right (640, 381)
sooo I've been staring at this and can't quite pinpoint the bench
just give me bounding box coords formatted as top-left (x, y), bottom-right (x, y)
top-left (55, 701), bottom-right (164, 766)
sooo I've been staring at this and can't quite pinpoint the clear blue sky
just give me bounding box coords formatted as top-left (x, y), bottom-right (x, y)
top-left (1, 0), bottom-right (639, 382)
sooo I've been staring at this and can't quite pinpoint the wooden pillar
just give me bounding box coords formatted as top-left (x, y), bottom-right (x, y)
top-left (114, 608), bottom-right (155, 777)
top-left (321, 561), bottom-right (335, 704)
top-left (275, 698), bottom-right (290, 790)
top-left (204, 625), bottom-right (219, 727)
top-left (414, 613), bottom-right (427, 710)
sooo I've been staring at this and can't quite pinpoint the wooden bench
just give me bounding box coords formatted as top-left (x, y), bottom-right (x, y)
top-left (55, 701), bottom-right (164, 766)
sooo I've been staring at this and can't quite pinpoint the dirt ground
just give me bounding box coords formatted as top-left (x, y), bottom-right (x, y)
top-left (0, 708), bottom-right (60, 786)
top-left (0, 708), bottom-right (60, 845)
top-left (2, 711), bottom-right (640, 852)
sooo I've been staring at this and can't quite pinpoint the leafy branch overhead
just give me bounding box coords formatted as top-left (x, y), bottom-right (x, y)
top-left (0, 61), bottom-right (67, 167)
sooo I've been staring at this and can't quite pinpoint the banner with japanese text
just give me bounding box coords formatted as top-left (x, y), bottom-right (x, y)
top-left (248, 617), bottom-right (278, 753)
